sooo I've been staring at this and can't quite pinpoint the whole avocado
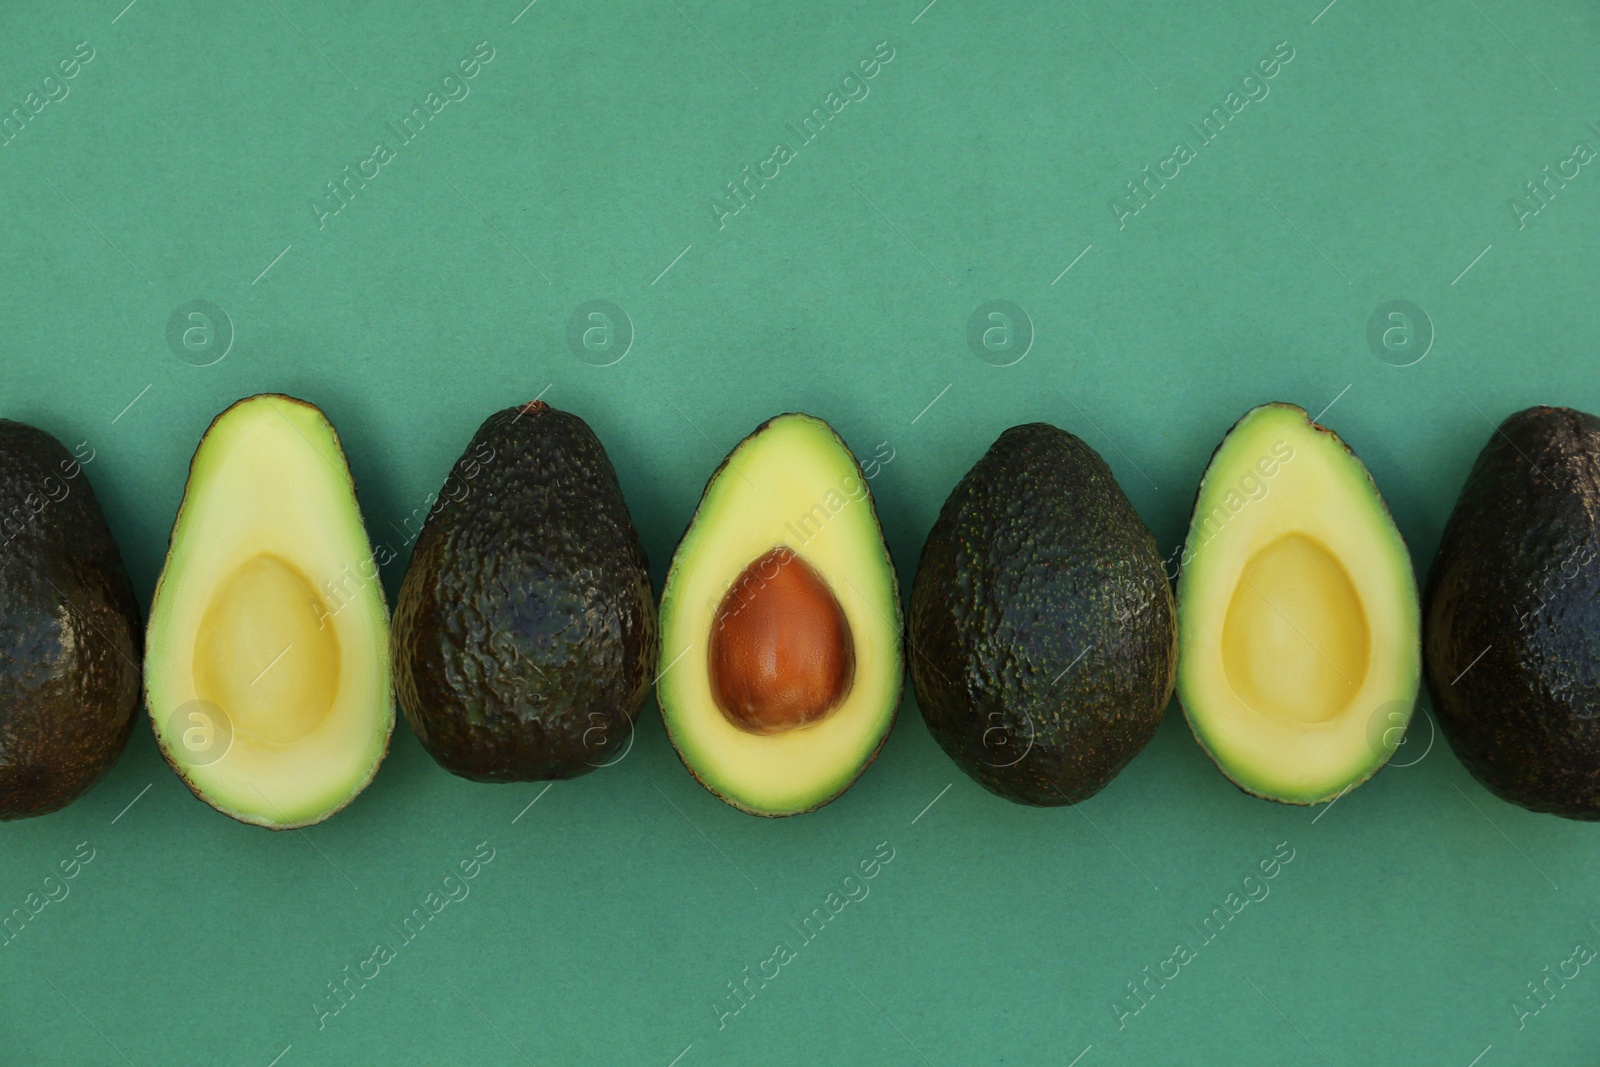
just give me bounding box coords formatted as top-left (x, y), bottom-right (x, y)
top-left (1425, 406), bottom-right (1600, 819)
top-left (392, 402), bottom-right (659, 782)
top-left (0, 421), bottom-right (141, 819)
top-left (909, 423), bottom-right (1176, 805)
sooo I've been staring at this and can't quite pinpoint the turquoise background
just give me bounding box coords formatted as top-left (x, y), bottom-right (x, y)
top-left (3, 0), bottom-right (1598, 1063)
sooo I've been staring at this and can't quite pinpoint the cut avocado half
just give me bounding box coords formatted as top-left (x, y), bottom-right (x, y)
top-left (658, 413), bottom-right (902, 816)
top-left (1176, 403), bottom-right (1420, 804)
top-left (146, 395), bottom-right (393, 828)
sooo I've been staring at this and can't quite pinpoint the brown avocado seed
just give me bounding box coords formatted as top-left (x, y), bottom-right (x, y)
top-left (708, 547), bottom-right (855, 734)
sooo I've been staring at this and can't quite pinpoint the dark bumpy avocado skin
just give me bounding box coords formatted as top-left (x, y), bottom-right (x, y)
top-left (0, 422), bottom-right (141, 819)
top-left (393, 402), bottom-right (658, 782)
top-left (909, 423), bottom-right (1176, 805)
top-left (1425, 406), bottom-right (1600, 820)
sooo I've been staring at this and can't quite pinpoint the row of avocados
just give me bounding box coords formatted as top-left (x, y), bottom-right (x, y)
top-left (1, 394), bottom-right (1597, 827)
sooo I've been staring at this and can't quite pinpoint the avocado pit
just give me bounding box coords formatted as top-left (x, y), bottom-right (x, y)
top-left (709, 547), bottom-right (855, 734)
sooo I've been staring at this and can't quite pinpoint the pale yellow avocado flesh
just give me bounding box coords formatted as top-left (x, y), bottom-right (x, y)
top-left (146, 395), bottom-right (392, 828)
top-left (1220, 533), bottom-right (1371, 726)
top-left (1177, 403), bottom-right (1419, 804)
top-left (658, 414), bottom-right (902, 816)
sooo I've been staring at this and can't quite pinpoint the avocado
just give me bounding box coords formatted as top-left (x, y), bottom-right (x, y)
top-left (657, 413), bottom-right (901, 817)
top-left (1175, 403), bottom-right (1419, 805)
top-left (0, 422), bottom-right (140, 819)
top-left (146, 395), bottom-right (393, 829)
top-left (392, 401), bottom-right (658, 781)
top-left (908, 422), bottom-right (1175, 806)
top-left (1425, 406), bottom-right (1600, 819)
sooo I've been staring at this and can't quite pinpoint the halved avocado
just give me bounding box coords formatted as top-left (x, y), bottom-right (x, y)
top-left (146, 395), bottom-right (393, 829)
top-left (1176, 403), bottom-right (1420, 804)
top-left (657, 413), bottom-right (902, 816)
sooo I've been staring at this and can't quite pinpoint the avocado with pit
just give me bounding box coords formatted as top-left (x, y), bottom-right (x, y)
top-left (0, 422), bottom-right (140, 820)
top-left (657, 413), bottom-right (902, 816)
top-left (909, 422), bottom-right (1175, 805)
top-left (1425, 406), bottom-right (1600, 819)
top-left (392, 401), bottom-right (658, 781)
top-left (1175, 403), bottom-right (1419, 805)
top-left (146, 395), bottom-right (394, 829)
